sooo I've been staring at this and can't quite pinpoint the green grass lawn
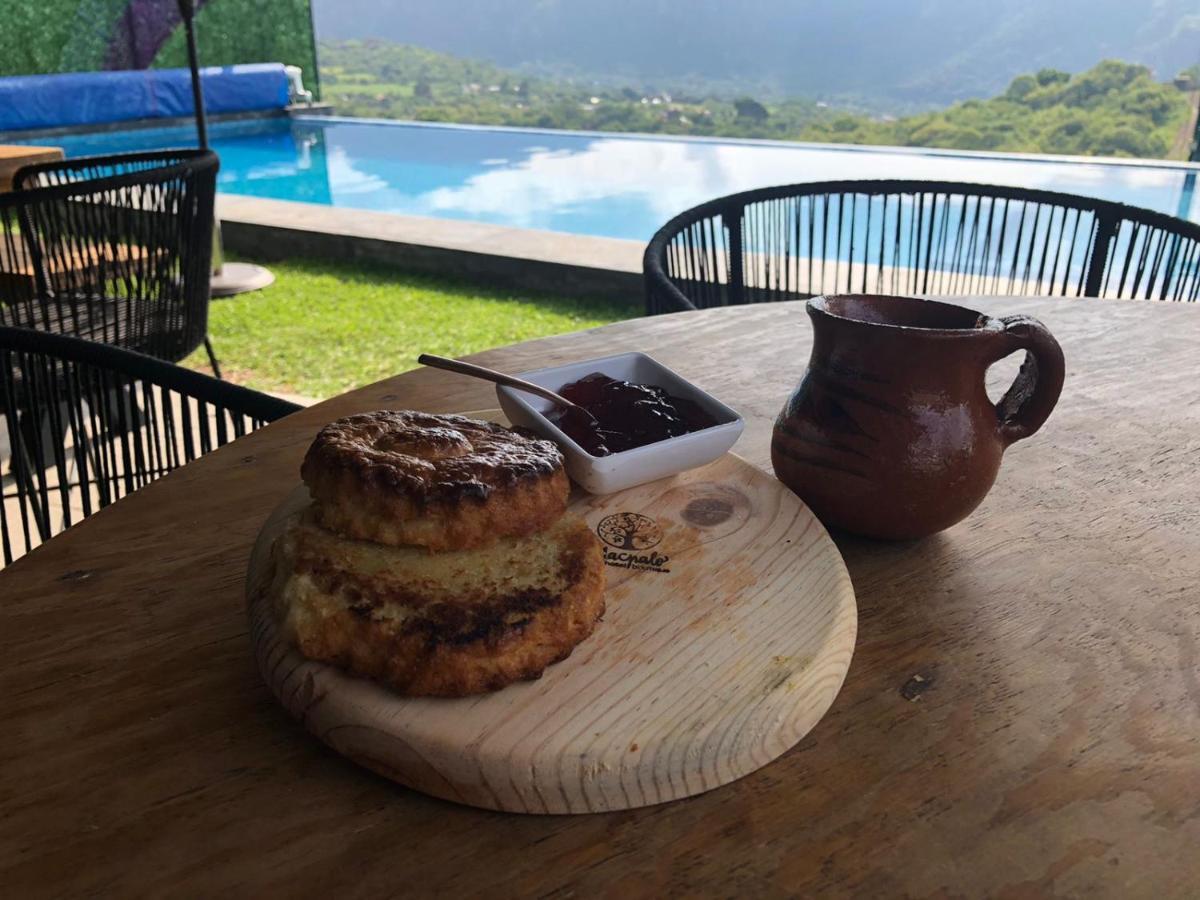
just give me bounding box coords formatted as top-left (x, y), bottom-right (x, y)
top-left (184, 256), bottom-right (638, 399)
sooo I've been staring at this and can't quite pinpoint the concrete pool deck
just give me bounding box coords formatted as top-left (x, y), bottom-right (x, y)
top-left (216, 194), bottom-right (645, 301)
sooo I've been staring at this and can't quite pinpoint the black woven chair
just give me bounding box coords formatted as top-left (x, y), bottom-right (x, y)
top-left (0, 150), bottom-right (220, 370)
top-left (0, 326), bottom-right (299, 566)
top-left (644, 180), bottom-right (1200, 313)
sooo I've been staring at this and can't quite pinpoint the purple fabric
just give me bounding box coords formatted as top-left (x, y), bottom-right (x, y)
top-left (105, 0), bottom-right (213, 71)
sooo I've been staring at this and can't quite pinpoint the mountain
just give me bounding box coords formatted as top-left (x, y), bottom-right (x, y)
top-left (311, 0), bottom-right (1200, 107)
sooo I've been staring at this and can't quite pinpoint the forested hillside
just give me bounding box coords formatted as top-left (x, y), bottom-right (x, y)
top-left (320, 42), bottom-right (1196, 159)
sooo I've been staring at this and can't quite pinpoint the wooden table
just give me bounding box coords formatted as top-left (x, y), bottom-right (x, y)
top-left (0, 144), bottom-right (63, 192)
top-left (2, 297), bottom-right (1198, 897)
top-left (0, 241), bottom-right (164, 300)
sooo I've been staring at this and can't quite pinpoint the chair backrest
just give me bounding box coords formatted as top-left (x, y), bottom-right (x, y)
top-left (643, 179), bottom-right (1200, 313)
top-left (0, 150), bottom-right (218, 362)
top-left (0, 326), bottom-right (299, 566)
top-left (12, 150), bottom-right (214, 188)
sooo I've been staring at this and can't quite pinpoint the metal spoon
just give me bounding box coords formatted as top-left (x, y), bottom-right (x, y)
top-left (416, 353), bottom-right (591, 416)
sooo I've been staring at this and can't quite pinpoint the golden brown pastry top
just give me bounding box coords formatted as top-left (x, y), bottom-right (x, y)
top-left (300, 410), bottom-right (564, 508)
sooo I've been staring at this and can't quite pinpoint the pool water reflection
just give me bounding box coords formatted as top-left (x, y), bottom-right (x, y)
top-left (35, 115), bottom-right (1200, 241)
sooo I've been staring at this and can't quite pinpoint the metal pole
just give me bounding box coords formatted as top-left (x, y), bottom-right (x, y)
top-left (175, 0), bottom-right (275, 301)
top-left (1190, 83), bottom-right (1200, 163)
top-left (178, 0), bottom-right (208, 149)
top-left (305, 0), bottom-right (321, 102)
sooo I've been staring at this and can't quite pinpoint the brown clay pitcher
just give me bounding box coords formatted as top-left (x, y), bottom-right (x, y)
top-left (771, 295), bottom-right (1065, 540)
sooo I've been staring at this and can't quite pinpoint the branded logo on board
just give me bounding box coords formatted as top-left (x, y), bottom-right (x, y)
top-left (596, 512), bottom-right (670, 573)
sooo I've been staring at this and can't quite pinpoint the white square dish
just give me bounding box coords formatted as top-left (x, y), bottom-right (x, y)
top-left (496, 351), bottom-right (744, 494)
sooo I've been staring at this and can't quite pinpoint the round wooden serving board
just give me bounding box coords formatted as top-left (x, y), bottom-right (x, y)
top-left (247, 439), bottom-right (856, 814)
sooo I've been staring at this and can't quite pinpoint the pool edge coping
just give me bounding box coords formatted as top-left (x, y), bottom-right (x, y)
top-left (292, 114), bottom-right (1200, 173)
top-left (216, 194), bottom-right (646, 303)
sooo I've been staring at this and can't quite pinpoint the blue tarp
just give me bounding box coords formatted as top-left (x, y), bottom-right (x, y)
top-left (0, 63), bottom-right (290, 132)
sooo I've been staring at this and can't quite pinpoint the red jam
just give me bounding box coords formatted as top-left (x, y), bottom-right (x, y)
top-left (548, 372), bottom-right (719, 457)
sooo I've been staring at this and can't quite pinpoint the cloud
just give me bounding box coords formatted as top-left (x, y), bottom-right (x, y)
top-left (302, 127), bottom-right (1198, 238)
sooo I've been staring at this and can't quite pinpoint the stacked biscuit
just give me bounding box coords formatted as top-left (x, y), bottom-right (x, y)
top-left (267, 410), bottom-right (605, 697)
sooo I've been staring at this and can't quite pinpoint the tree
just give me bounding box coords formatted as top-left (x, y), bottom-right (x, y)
top-left (1036, 68), bottom-right (1070, 88)
top-left (734, 97), bottom-right (768, 122)
top-left (1005, 73), bottom-right (1037, 101)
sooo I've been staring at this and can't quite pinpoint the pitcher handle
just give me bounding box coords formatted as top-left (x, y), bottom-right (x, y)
top-left (992, 315), bottom-right (1066, 445)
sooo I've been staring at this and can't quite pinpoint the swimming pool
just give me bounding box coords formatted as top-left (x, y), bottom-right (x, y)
top-left (30, 116), bottom-right (1200, 241)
